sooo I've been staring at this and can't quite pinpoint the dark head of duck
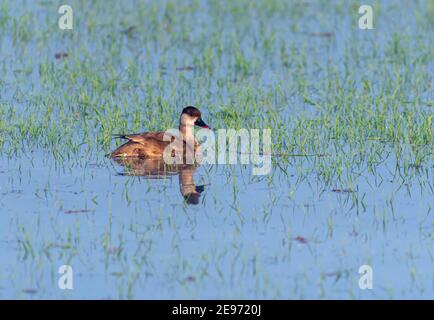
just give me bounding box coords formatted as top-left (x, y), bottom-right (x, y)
top-left (182, 106), bottom-right (210, 129)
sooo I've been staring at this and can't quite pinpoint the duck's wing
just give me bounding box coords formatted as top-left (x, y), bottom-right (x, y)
top-left (113, 132), bottom-right (176, 145)
top-left (141, 132), bottom-right (177, 142)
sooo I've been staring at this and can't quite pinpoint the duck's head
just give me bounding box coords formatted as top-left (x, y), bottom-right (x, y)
top-left (180, 106), bottom-right (210, 129)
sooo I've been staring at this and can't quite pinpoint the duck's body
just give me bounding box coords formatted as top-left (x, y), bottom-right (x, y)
top-left (108, 106), bottom-right (209, 160)
top-left (109, 132), bottom-right (179, 159)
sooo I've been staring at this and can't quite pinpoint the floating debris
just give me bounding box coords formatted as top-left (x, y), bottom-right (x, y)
top-left (121, 26), bottom-right (136, 33)
top-left (22, 288), bottom-right (38, 294)
top-left (409, 164), bottom-right (423, 169)
top-left (111, 272), bottom-right (124, 277)
top-left (293, 236), bottom-right (308, 244)
top-left (320, 270), bottom-right (350, 282)
top-left (309, 32), bottom-right (334, 38)
top-left (121, 26), bottom-right (137, 37)
top-left (183, 276), bottom-right (196, 283)
top-left (64, 209), bottom-right (95, 214)
top-left (321, 271), bottom-right (339, 278)
top-left (54, 52), bottom-right (68, 59)
top-left (331, 188), bottom-right (356, 194)
top-left (176, 66), bottom-right (195, 71)
top-left (107, 247), bottom-right (120, 255)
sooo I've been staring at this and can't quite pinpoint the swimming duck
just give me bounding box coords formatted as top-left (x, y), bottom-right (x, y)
top-left (109, 106), bottom-right (210, 160)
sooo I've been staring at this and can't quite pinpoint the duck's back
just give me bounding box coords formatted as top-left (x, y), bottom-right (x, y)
top-left (109, 132), bottom-right (175, 159)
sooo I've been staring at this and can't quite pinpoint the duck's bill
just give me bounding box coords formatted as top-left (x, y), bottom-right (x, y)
top-left (194, 118), bottom-right (210, 129)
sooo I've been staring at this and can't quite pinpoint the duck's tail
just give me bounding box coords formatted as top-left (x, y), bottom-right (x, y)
top-left (111, 134), bottom-right (128, 140)
top-left (106, 135), bottom-right (128, 158)
top-left (105, 151), bottom-right (116, 158)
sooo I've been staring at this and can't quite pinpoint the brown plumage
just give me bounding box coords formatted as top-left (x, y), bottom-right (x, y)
top-left (110, 132), bottom-right (177, 159)
top-left (108, 106), bottom-right (210, 160)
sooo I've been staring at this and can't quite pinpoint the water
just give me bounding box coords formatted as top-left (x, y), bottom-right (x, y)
top-left (0, 148), bottom-right (431, 298)
top-left (0, 0), bottom-right (433, 299)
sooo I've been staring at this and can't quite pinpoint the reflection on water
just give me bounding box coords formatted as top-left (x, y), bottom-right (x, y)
top-left (112, 158), bottom-right (205, 205)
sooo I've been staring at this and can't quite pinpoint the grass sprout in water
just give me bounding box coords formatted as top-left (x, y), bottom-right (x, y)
top-left (0, 0), bottom-right (432, 299)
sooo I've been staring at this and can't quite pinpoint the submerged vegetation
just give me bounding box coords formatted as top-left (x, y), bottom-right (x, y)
top-left (1, 0), bottom-right (433, 187)
top-left (0, 0), bottom-right (432, 299)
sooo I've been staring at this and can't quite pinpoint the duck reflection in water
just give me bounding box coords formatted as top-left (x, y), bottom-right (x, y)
top-left (112, 158), bottom-right (205, 205)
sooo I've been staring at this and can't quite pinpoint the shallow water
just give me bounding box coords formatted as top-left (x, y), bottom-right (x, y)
top-left (0, 0), bottom-right (433, 299)
top-left (0, 150), bottom-right (432, 299)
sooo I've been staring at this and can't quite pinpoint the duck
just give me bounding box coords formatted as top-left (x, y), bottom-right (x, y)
top-left (108, 106), bottom-right (210, 160)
